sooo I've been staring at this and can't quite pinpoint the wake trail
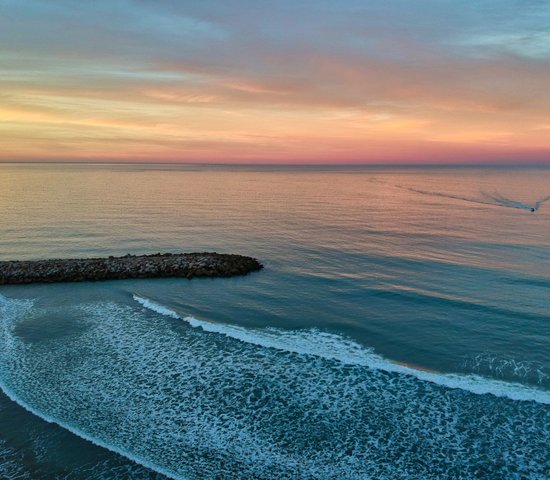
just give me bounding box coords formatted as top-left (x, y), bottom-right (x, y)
top-left (535, 195), bottom-right (550, 210)
top-left (368, 178), bottom-right (491, 206)
top-left (393, 183), bottom-right (549, 212)
top-left (480, 192), bottom-right (550, 212)
top-left (404, 187), bottom-right (496, 208)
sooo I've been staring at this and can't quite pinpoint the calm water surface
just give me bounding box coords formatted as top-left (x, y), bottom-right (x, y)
top-left (0, 164), bottom-right (548, 479)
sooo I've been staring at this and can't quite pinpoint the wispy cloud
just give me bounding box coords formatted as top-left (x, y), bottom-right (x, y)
top-left (1, 0), bottom-right (549, 163)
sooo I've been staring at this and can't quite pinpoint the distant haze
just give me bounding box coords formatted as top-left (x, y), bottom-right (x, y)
top-left (1, 0), bottom-right (550, 164)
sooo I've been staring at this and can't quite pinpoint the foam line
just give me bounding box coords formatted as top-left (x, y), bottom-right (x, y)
top-left (0, 294), bottom-right (183, 480)
top-left (0, 376), bottom-right (183, 480)
top-left (133, 295), bottom-right (550, 405)
top-left (1, 293), bottom-right (548, 479)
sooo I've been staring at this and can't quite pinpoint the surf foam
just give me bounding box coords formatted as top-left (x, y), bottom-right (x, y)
top-left (1, 293), bottom-right (549, 480)
top-left (133, 294), bottom-right (550, 405)
top-left (0, 294), bottom-right (182, 480)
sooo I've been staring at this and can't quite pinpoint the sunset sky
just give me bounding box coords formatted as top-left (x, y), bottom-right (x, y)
top-left (1, 0), bottom-right (550, 164)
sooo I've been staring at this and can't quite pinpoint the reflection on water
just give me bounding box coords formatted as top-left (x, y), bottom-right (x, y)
top-left (0, 164), bottom-right (549, 479)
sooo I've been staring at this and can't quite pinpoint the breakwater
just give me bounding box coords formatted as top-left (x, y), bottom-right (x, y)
top-left (0, 253), bottom-right (263, 285)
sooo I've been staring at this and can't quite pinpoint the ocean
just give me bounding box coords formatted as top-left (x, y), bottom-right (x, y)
top-left (0, 163), bottom-right (548, 479)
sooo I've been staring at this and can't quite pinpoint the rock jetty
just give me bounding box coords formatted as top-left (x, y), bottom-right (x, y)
top-left (0, 253), bottom-right (263, 285)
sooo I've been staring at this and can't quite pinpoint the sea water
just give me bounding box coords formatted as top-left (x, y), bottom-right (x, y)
top-left (0, 164), bottom-right (548, 479)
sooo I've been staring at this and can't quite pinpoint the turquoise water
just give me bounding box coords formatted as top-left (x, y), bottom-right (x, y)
top-left (0, 164), bottom-right (548, 479)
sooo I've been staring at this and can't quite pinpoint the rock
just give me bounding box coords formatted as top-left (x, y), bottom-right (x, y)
top-left (0, 253), bottom-right (263, 285)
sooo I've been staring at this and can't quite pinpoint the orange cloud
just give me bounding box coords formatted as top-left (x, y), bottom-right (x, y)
top-left (1, 1), bottom-right (549, 163)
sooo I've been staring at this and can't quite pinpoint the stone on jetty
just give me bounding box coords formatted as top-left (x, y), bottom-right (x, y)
top-left (0, 253), bottom-right (263, 285)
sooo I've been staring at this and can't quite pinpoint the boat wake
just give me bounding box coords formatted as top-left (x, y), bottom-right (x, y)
top-left (400, 185), bottom-right (550, 212)
top-left (404, 187), bottom-right (496, 208)
top-left (481, 192), bottom-right (550, 212)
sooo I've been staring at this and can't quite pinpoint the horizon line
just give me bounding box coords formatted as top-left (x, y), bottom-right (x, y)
top-left (1, 160), bottom-right (549, 168)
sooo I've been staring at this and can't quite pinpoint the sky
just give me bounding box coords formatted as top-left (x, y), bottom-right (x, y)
top-left (1, 0), bottom-right (550, 164)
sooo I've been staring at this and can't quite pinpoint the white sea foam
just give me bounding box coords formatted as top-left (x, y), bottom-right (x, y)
top-left (461, 353), bottom-right (549, 386)
top-left (0, 294), bottom-right (183, 480)
top-left (134, 295), bottom-right (180, 319)
top-left (0, 373), bottom-right (183, 480)
top-left (1, 293), bottom-right (549, 480)
top-left (134, 294), bottom-right (550, 405)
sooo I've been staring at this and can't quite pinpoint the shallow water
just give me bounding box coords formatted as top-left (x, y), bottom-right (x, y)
top-left (0, 164), bottom-right (548, 479)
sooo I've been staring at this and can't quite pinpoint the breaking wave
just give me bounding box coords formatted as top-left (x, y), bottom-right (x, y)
top-left (133, 295), bottom-right (550, 405)
top-left (461, 353), bottom-right (549, 386)
top-left (1, 293), bottom-right (549, 479)
top-left (0, 295), bottom-right (179, 480)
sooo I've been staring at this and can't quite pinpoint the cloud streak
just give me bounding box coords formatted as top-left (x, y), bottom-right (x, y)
top-left (1, 0), bottom-right (550, 163)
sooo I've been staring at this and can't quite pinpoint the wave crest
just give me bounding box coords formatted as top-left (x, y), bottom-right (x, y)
top-left (133, 295), bottom-right (550, 405)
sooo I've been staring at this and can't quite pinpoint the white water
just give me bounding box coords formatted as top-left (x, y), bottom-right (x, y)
top-left (1, 293), bottom-right (548, 479)
top-left (133, 295), bottom-right (550, 405)
top-left (1, 165), bottom-right (548, 479)
top-left (0, 294), bottom-right (183, 480)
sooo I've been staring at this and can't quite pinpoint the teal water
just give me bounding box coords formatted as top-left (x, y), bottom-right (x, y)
top-left (0, 164), bottom-right (548, 479)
